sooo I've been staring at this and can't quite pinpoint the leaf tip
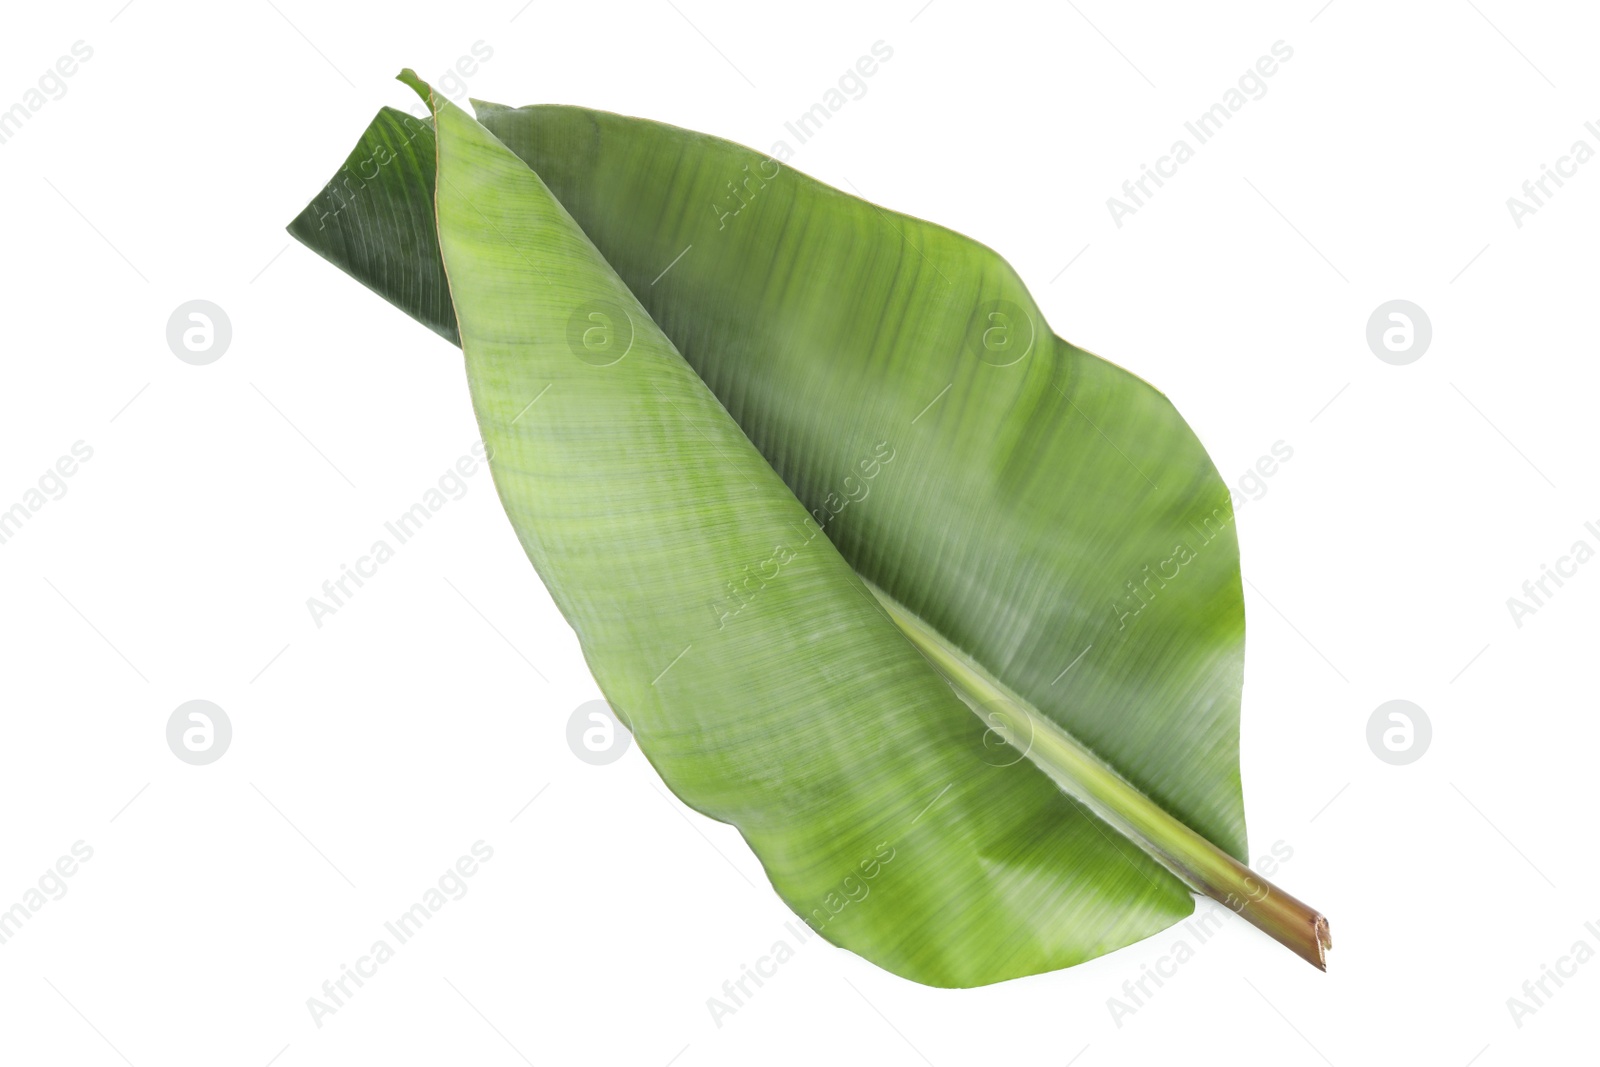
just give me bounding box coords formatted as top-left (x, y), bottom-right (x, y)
top-left (396, 68), bottom-right (432, 108)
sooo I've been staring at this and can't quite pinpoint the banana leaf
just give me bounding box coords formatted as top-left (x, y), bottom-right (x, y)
top-left (285, 73), bottom-right (1329, 984)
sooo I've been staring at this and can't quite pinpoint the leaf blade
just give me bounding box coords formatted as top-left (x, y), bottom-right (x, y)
top-left (476, 103), bottom-right (1249, 861)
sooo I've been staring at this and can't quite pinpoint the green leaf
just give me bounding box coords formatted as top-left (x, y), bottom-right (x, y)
top-left (286, 76), bottom-right (1330, 982)
top-left (474, 102), bottom-right (1250, 859)
top-left (287, 105), bottom-right (457, 345)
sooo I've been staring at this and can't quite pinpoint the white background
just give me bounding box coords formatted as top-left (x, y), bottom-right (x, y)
top-left (2, 1), bottom-right (1596, 1064)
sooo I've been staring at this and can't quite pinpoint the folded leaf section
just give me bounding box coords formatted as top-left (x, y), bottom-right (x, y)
top-left (288, 107), bottom-right (457, 344)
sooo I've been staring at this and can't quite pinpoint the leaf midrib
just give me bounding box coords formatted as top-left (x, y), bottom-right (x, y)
top-left (868, 579), bottom-right (1329, 969)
